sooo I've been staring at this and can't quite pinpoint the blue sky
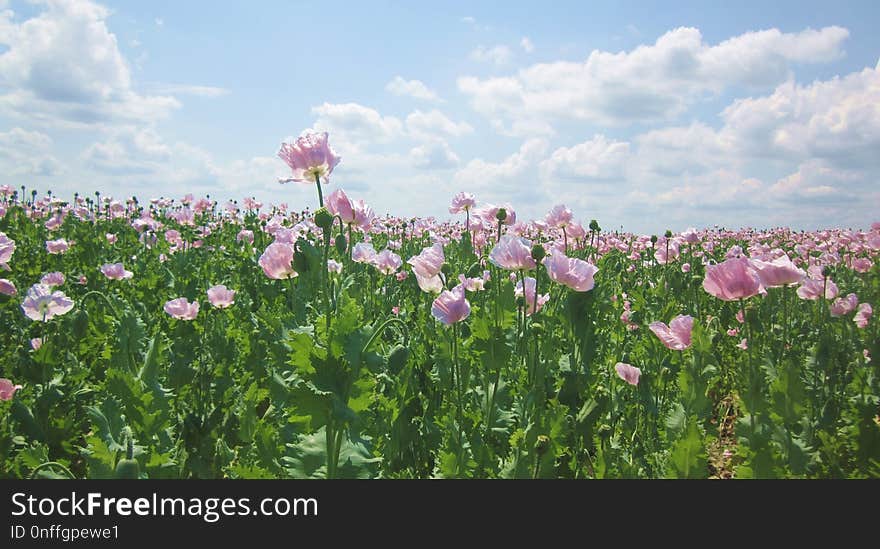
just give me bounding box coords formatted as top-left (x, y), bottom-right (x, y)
top-left (1, 0), bottom-right (878, 233)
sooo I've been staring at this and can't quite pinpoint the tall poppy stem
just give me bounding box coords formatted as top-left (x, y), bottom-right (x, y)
top-left (315, 173), bottom-right (324, 208)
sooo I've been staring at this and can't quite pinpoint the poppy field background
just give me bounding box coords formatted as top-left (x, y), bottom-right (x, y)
top-left (0, 134), bottom-right (878, 478)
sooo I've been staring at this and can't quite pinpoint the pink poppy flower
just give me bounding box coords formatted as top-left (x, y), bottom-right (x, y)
top-left (431, 284), bottom-right (471, 325)
top-left (654, 238), bottom-right (681, 264)
top-left (352, 199), bottom-right (375, 232)
top-left (545, 204), bottom-right (573, 228)
top-left (751, 254), bottom-right (805, 288)
top-left (515, 277), bottom-right (550, 316)
top-left (21, 284), bottom-right (74, 322)
top-left (30, 338), bottom-right (42, 350)
top-left (727, 328), bottom-right (739, 337)
top-left (830, 293), bottom-right (859, 317)
top-left (489, 235), bottom-right (536, 271)
top-left (372, 250), bottom-right (403, 275)
top-left (352, 242), bottom-right (377, 264)
top-left (702, 257), bottom-right (762, 301)
top-left (458, 273), bottom-right (488, 292)
top-left (408, 243), bottom-right (445, 279)
top-left (737, 339), bottom-right (749, 350)
top-left (258, 243), bottom-right (297, 279)
top-left (164, 297), bottom-right (200, 320)
top-left (615, 362), bottom-right (641, 386)
top-left (237, 229), bottom-right (255, 244)
top-left (449, 192), bottom-right (475, 214)
top-left (796, 278), bottom-right (839, 300)
top-left (0, 232), bottom-right (14, 268)
top-left (45, 238), bottom-right (70, 254)
top-left (207, 285), bottom-right (236, 308)
top-left (854, 303), bottom-right (872, 329)
top-left (543, 253), bottom-right (598, 292)
top-left (106, 233), bottom-right (118, 244)
top-left (326, 189), bottom-right (356, 224)
top-left (649, 315), bottom-right (694, 350)
top-left (327, 260), bottom-right (343, 274)
top-left (0, 378), bottom-right (23, 401)
top-left (100, 263), bottom-right (133, 280)
top-left (277, 131), bottom-right (341, 184)
top-left (681, 227), bottom-right (700, 244)
top-left (851, 257), bottom-right (872, 273)
top-left (40, 272), bottom-right (65, 287)
top-left (681, 263), bottom-right (691, 273)
top-left (0, 278), bottom-right (16, 296)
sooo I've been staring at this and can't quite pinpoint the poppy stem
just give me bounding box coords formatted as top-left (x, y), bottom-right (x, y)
top-left (314, 173), bottom-right (324, 208)
top-left (452, 323), bottom-right (465, 476)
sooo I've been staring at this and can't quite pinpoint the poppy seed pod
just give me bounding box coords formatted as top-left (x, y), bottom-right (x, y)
top-left (531, 244), bottom-right (546, 263)
top-left (314, 207), bottom-right (333, 230)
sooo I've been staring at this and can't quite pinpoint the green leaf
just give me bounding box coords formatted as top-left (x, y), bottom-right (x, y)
top-left (667, 420), bottom-right (707, 479)
top-left (287, 327), bottom-right (317, 374)
top-left (11, 400), bottom-right (45, 441)
top-left (137, 334), bottom-right (163, 385)
top-left (283, 428), bottom-right (380, 479)
top-left (81, 435), bottom-right (117, 479)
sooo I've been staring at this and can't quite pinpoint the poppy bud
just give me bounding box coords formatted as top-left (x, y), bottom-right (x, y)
top-left (334, 234), bottom-right (347, 255)
top-left (531, 244), bottom-right (546, 263)
top-left (314, 207), bottom-right (333, 230)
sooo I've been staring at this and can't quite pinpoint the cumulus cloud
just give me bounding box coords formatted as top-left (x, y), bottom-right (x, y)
top-left (385, 76), bottom-right (441, 102)
top-left (470, 45), bottom-right (513, 66)
top-left (0, 0), bottom-right (180, 127)
top-left (410, 142), bottom-right (460, 170)
top-left (405, 109), bottom-right (473, 140)
top-left (311, 102), bottom-right (404, 143)
top-left (83, 127), bottom-right (172, 174)
top-left (722, 59), bottom-right (880, 168)
top-left (540, 135), bottom-right (630, 180)
top-left (454, 138), bottom-right (548, 187)
top-left (520, 37), bottom-right (534, 53)
top-left (0, 127), bottom-right (62, 177)
top-left (148, 84), bottom-right (230, 98)
top-left (458, 26), bottom-right (850, 133)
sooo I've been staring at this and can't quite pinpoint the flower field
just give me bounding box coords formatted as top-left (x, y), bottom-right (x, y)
top-left (1, 132), bottom-right (878, 479)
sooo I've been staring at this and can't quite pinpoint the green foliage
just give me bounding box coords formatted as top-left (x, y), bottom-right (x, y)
top-left (0, 198), bottom-right (877, 480)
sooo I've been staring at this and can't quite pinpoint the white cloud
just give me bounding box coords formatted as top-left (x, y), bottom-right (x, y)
top-left (459, 26), bottom-right (849, 131)
top-left (520, 37), bottom-right (534, 53)
top-left (454, 138), bottom-right (547, 187)
top-left (386, 76), bottom-right (441, 102)
top-left (470, 44), bottom-right (512, 66)
top-left (149, 84), bottom-right (230, 98)
top-left (540, 135), bottom-right (630, 180)
top-left (0, 127), bottom-right (62, 177)
top-left (767, 160), bottom-right (856, 199)
top-left (311, 102), bottom-right (404, 143)
top-left (155, 18), bottom-right (163, 27)
top-left (410, 142), bottom-right (460, 170)
top-left (405, 109), bottom-right (473, 140)
top-left (722, 59), bottom-right (880, 168)
top-left (0, 0), bottom-right (180, 127)
top-left (460, 16), bottom-right (490, 31)
top-left (83, 127), bottom-right (172, 174)
top-left (634, 122), bottom-right (734, 177)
